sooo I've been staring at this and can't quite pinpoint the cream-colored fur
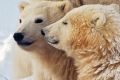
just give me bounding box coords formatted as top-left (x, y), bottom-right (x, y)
top-left (30, 0), bottom-right (82, 7)
top-left (31, 0), bottom-right (120, 8)
top-left (42, 4), bottom-right (120, 80)
top-left (12, 0), bottom-right (77, 80)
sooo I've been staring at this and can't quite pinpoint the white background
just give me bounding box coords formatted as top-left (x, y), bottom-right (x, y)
top-left (0, 0), bottom-right (24, 79)
top-left (0, 0), bottom-right (21, 45)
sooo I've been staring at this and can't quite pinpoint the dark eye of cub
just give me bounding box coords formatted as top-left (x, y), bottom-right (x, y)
top-left (19, 19), bottom-right (22, 23)
top-left (35, 18), bottom-right (43, 23)
top-left (63, 21), bottom-right (68, 25)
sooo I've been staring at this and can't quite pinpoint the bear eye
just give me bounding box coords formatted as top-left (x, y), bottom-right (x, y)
top-left (35, 18), bottom-right (43, 23)
top-left (19, 19), bottom-right (22, 23)
top-left (62, 21), bottom-right (68, 25)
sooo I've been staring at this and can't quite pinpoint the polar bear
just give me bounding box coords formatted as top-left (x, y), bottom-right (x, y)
top-left (42, 4), bottom-right (120, 80)
top-left (12, 0), bottom-right (77, 80)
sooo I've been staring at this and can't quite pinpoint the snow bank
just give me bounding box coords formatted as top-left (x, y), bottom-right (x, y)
top-left (0, 35), bottom-right (15, 80)
top-left (0, 35), bottom-right (33, 80)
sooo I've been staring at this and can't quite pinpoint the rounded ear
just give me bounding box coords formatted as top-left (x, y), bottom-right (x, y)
top-left (91, 13), bottom-right (106, 28)
top-left (110, 4), bottom-right (119, 13)
top-left (68, 0), bottom-right (83, 7)
top-left (58, 1), bottom-right (73, 13)
top-left (18, 1), bottom-right (29, 12)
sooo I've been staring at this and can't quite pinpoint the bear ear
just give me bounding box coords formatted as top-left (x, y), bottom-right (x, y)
top-left (91, 13), bottom-right (106, 28)
top-left (18, 1), bottom-right (29, 12)
top-left (110, 4), bottom-right (119, 13)
top-left (58, 1), bottom-right (73, 13)
top-left (69, 0), bottom-right (83, 7)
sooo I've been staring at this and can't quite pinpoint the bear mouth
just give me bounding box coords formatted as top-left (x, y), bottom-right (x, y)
top-left (17, 41), bottom-right (34, 46)
top-left (47, 39), bottom-right (59, 44)
top-left (45, 36), bottom-right (59, 44)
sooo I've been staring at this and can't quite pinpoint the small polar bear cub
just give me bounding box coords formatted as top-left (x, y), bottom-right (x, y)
top-left (42, 4), bottom-right (120, 80)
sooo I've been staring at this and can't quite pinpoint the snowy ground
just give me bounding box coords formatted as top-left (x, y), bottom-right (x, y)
top-left (0, 0), bottom-right (34, 79)
top-left (0, 0), bottom-right (21, 79)
top-left (0, 35), bottom-right (14, 80)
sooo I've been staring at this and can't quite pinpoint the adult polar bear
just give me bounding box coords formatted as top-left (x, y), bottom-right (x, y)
top-left (10, 0), bottom-right (78, 80)
top-left (42, 4), bottom-right (120, 80)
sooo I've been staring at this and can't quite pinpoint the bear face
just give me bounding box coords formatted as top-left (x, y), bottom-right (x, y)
top-left (42, 4), bottom-right (120, 57)
top-left (13, 1), bottom-right (73, 50)
top-left (42, 4), bottom-right (120, 79)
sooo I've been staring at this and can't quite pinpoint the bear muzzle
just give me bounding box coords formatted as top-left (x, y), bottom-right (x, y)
top-left (41, 29), bottom-right (59, 44)
top-left (13, 32), bottom-right (34, 46)
top-left (46, 36), bottom-right (59, 44)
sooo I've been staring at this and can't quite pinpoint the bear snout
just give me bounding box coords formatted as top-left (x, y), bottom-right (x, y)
top-left (13, 33), bottom-right (34, 46)
top-left (13, 32), bottom-right (24, 42)
top-left (41, 28), bottom-right (59, 44)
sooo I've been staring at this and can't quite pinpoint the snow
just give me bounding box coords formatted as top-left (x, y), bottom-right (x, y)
top-left (0, 0), bottom-right (34, 79)
top-left (0, 35), bottom-right (13, 80)
top-left (0, 0), bottom-right (21, 79)
top-left (0, 0), bottom-right (36, 80)
top-left (0, 36), bottom-right (32, 80)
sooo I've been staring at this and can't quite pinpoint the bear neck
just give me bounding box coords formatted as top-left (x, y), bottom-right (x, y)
top-left (28, 41), bottom-right (78, 80)
top-left (72, 37), bottom-right (120, 80)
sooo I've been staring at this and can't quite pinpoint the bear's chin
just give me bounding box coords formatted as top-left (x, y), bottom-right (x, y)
top-left (18, 44), bottom-right (35, 52)
top-left (47, 41), bottom-right (64, 51)
top-left (17, 41), bottom-right (34, 46)
top-left (16, 41), bottom-right (35, 51)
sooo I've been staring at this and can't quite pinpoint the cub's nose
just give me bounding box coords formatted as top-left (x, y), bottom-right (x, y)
top-left (41, 29), bottom-right (46, 36)
top-left (13, 33), bottom-right (24, 42)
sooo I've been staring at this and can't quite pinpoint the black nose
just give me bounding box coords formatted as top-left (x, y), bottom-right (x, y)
top-left (13, 33), bottom-right (24, 42)
top-left (41, 29), bottom-right (46, 36)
